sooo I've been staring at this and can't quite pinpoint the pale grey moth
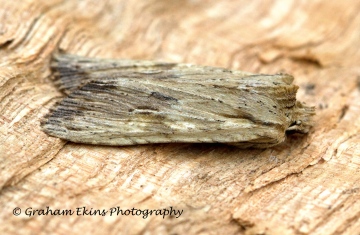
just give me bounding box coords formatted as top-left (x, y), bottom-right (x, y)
top-left (41, 53), bottom-right (315, 148)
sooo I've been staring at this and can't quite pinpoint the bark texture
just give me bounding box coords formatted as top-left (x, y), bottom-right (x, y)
top-left (1, 1), bottom-right (360, 234)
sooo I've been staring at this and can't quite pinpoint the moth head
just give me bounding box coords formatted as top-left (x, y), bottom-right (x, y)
top-left (287, 101), bottom-right (315, 133)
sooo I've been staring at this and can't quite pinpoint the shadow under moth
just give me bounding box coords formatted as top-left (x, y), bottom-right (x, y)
top-left (41, 53), bottom-right (315, 148)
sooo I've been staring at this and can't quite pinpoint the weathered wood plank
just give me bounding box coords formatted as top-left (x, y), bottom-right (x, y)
top-left (1, 1), bottom-right (360, 234)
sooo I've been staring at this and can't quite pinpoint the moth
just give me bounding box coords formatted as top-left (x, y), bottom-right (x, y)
top-left (41, 53), bottom-right (315, 148)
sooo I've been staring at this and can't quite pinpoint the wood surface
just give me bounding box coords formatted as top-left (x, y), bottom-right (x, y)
top-left (1, 1), bottom-right (360, 234)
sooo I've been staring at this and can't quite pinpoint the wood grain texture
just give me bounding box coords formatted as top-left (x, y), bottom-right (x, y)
top-left (1, 1), bottom-right (360, 234)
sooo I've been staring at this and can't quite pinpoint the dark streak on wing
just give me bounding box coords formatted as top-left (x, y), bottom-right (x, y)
top-left (150, 92), bottom-right (178, 102)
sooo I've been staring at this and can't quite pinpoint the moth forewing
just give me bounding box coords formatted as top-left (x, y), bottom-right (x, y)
top-left (42, 54), bottom-right (315, 148)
